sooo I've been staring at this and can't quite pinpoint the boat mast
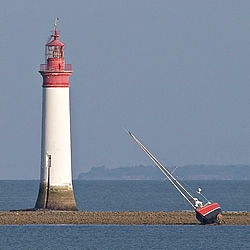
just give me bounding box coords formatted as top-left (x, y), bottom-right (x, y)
top-left (127, 130), bottom-right (196, 209)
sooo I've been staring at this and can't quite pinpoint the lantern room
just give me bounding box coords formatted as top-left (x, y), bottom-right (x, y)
top-left (40, 19), bottom-right (72, 72)
top-left (46, 29), bottom-right (64, 59)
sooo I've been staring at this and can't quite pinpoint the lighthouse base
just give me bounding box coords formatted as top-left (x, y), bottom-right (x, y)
top-left (35, 183), bottom-right (78, 211)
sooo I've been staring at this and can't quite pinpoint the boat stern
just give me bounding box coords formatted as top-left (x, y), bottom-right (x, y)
top-left (195, 202), bottom-right (222, 224)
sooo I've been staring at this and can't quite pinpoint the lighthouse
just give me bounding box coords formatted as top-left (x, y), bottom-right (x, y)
top-left (35, 20), bottom-right (77, 210)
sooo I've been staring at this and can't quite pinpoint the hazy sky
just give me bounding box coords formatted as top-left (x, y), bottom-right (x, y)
top-left (1, 1), bottom-right (250, 179)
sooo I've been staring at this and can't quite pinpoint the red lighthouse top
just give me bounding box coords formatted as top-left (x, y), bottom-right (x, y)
top-left (40, 18), bottom-right (72, 72)
top-left (39, 19), bottom-right (72, 88)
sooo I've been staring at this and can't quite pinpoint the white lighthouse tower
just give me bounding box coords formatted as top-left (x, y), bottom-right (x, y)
top-left (35, 20), bottom-right (77, 210)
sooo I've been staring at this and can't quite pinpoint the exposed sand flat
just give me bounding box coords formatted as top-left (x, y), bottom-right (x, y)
top-left (0, 211), bottom-right (249, 225)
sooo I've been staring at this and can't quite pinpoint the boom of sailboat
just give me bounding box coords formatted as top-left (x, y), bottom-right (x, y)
top-left (125, 129), bottom-right (222, 225)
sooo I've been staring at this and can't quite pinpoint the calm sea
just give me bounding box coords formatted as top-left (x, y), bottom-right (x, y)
top-left (0, 180), bottom-right (249, 249)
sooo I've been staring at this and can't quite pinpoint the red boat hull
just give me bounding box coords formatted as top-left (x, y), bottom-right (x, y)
top-left (195, 202), bottom-right (222, 224)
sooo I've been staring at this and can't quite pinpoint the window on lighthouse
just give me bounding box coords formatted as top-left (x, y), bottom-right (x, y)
top-left (46, 155), bottom-right (52, 169)
top-left (47, 46), bottom-right (64, 59)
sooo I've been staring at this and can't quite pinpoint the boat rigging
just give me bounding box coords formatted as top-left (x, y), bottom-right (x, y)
top-left (126, 130), bottom-right (222, 225)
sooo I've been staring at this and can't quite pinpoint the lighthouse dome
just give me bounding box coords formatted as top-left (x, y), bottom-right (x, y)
top-left (46, 27), bottom-right (64, 47)
top-left (47, 38), bottom-right (64, 47)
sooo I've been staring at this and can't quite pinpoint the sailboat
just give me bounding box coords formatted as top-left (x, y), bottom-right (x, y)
top-left (126, 130), bottom-right (222, 225)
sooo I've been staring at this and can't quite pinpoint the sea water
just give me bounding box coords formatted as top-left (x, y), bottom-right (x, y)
top-left (0, 180), bottom-right (249, 212)
top-left (0, 224), bottom-right (250, 249)
top-left (0, 180), bottom-right (249, 249)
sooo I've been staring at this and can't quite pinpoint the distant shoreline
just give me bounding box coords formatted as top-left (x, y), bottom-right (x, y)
top-left (0, 211), bottom-right (249, 225)
top-left (77, 165), bottom-right (250, 180)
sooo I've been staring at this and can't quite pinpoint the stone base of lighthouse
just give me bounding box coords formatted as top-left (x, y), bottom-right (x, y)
top-left (35, 183), bottom-right (78, 211)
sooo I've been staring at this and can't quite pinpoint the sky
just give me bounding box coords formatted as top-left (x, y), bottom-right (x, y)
top-left (1, 0), bottom-right (250, 179)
